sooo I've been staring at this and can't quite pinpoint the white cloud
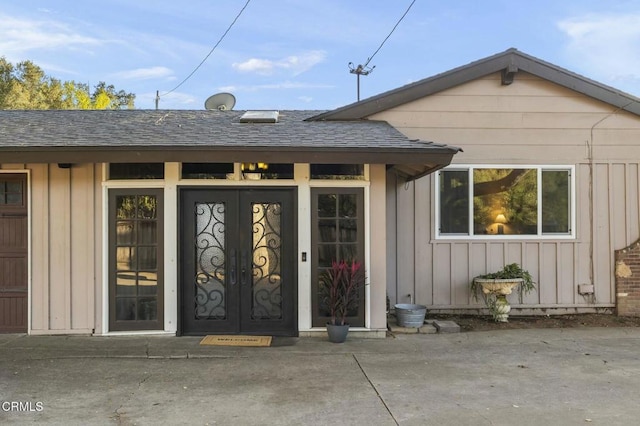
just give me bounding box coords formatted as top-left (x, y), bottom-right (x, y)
top-left (0, 14), bottom-right (102, 57)
top-left (219, 81), bottom-right (333, 92)
top-left (298, 96), bottom-right (313, 103)
top-left (557, 13), bottom-right (640, 88)
top-left (232, 50), bottom-right (327, 76)
top-left (113, 67), bottom-right (174, 81)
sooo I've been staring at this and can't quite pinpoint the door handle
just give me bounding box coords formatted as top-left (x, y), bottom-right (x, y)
top-left (240, 250), bottom-right (249, 287)
top-left (229, 249), bottom-right (237, 286)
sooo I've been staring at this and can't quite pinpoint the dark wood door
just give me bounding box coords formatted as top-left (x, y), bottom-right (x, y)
top-left (0, 174), bottom-right (28, 333)
top-left (180, 188), bottom-right (296, 336)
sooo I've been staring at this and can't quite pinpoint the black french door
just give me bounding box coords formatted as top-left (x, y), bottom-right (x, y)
top-left (180, 188), bottom-right (296, 336)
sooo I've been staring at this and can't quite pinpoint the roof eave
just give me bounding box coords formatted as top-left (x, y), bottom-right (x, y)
top-left (0, 145), bottom-right (460, 179)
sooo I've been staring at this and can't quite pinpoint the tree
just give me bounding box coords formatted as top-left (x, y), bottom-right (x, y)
top-left (0, 57), bottom-right (135, 110)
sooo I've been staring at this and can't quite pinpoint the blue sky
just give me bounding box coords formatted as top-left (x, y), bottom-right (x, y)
top-left (2, 0), bottom-right (639, 110)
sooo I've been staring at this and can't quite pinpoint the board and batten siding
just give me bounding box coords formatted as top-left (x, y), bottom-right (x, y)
top-left (0, 163), bottom-right (101, 334)
top-left (379, 71), bottom-right (640, 312)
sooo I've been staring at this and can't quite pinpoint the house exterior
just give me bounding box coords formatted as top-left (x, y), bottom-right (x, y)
top-left (0, 109), bottom-right (459, 335)
top-left (313, 48), bottom-right (640, 317)
top-left (3, 48), bottom-right (640, 337)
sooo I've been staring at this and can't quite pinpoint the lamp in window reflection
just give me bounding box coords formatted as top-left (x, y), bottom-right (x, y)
top-left (495, 213), bottom-right (507, 234)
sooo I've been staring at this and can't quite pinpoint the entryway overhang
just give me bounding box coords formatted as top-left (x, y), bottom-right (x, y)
top-left (0, 110), bottom-right (461, 180)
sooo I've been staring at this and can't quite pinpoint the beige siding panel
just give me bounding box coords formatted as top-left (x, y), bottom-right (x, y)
top-left (48, 166), bottom-right (71, 330)
top-left (414, 177), bottom-right (432, 306)
top-left (539, 243), bottom-right (558, 305)
top-left (0, 164), bottom-right (26, 169)
top-left (70, 164), bottom-right (95, 331)
top-left (522, 243), bottom-right (540, 304)
top-left (505, 242), bottom-right (523, 266)
top-left (377, 111), bottom-right (640, 130)
top-left (432, 244), bottom-right (451, 305)
top-left (395, 180), bottom-right (415, 305)
top-left (385, 172), bottom-right (398, 305)
top-left (451, 243), bottom-right (469, 305)
top-left (486, 243), bottom-right (505, 272)
top-left (29, 164), bottom-right (49, 332)
top-left (392, 93), bottom-right (620, 114)
top-left (593, 163), bottom-right (613, 304)
top-left (611, 164), bottom-right (629, 249)
top-left (557, 243), bottom-right (576, 304)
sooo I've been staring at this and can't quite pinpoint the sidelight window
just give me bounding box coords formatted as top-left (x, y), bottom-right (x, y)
top-left (109, 189), bottom-right (164, 331)
top-left (311, 188), bottom-right (365, 327)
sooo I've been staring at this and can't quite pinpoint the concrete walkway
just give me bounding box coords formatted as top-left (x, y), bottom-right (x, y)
top-left (1, 328), bottom-right (640, 425)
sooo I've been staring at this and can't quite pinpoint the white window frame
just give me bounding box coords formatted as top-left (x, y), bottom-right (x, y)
top-left (435, 164), bottom-right (576, 240)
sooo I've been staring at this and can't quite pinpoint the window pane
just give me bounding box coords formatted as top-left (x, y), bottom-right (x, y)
top-left (473, 168), bottom-right (537, 235)
top-left (137, 298), bottom-right (157, 320)
top-left (116, 196), bottom-right (137, 219)
top-left (138, 221), bottom-right (158, 244)
top-left (115, 298), bottom-right (136, 320)
top-left (339, 194), bottom-right (357, 218)
top-left (317, 195), bottom-right (337, 217)
top-left (116, 221), bottom-right (135, 245)
top-left (310, 164), bottom-right (364, 180)
top-left (138, 272), bottom-right (158, 295)
top-left (338, 219), bottom-right (358, 242)
top-left (440, 170), bottom-right (469, 234)
top-left (6, 193), bottom-right (21, 204)
top-left (318, 245), bottom-right (336, 267)
top-left (182, 163), bottom-right (234, 179)
top-left (137, 247), bottom-right (157, 270)
top-left (137, 196), bottom-right (157, 219)
top-left (116, 272), bottom-right (137, 296)
top-left (318, 220), bottom-right (337, 242)
top-left (116, 247), bottom-right (135, 270)
top-left (241, 163), bottom-right (293, 179)
top-left (110, 163), bottom-right (164, 180)
top-left (542, 170), bottom-right (570, 233)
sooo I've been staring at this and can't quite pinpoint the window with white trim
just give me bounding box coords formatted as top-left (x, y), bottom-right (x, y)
top-left (437, 166), bottom-right (573, 238)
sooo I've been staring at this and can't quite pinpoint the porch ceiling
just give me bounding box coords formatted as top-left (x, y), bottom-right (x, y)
top-left (0, 110), bottom-right (461, 179)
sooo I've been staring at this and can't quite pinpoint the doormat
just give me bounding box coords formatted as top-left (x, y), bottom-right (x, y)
top-left (199, 335), bottom-right (272, 347)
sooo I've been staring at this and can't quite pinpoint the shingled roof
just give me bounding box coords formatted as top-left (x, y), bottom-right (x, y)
top-left (0, 109), bottom-right (460, 179)
top-left (308, 48), bottom-right (640, 121)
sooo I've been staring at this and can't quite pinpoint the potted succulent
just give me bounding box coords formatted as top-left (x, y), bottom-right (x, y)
top-left (471, 263), bottom-right (536, 322)
top-left (319, 259), bottom-right (365, 343)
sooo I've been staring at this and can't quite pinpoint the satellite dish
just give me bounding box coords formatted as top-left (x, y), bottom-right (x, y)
top-left (204, 92), bottom-right (236, 111)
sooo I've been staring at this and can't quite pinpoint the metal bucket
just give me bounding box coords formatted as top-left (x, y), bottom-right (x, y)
top-left (394, 304), bottom-right (427, 327)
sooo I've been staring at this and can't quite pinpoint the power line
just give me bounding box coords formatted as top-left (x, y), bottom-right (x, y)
top-left (348, 0), bottom-right (417, 101)
top-left (157, 0), bottom-right (251, 104)
top-left (363, 0), bottom-right (416, 68)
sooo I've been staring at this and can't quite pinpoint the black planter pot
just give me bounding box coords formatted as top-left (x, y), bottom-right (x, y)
top-left (326, 323), bottom-right (350, 343)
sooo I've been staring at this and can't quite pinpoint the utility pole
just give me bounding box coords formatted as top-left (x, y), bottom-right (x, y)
top-left (155, 90), bottom-right (160, 110)
top-left (349, 63), bottom-right (375, 101)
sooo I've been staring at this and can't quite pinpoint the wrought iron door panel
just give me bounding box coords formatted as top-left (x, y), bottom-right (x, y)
top-left (250, 202), bottom-right (283, 320)
top-left (195, 202), bottom-right (227, 320)
top-left (181, 188), bottom-right (296, 336)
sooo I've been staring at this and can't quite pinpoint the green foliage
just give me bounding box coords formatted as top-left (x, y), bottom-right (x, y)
top-left (470, 263), bottom-right (537, 321)
top-left (0, 57), bottom-right (135, 110)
